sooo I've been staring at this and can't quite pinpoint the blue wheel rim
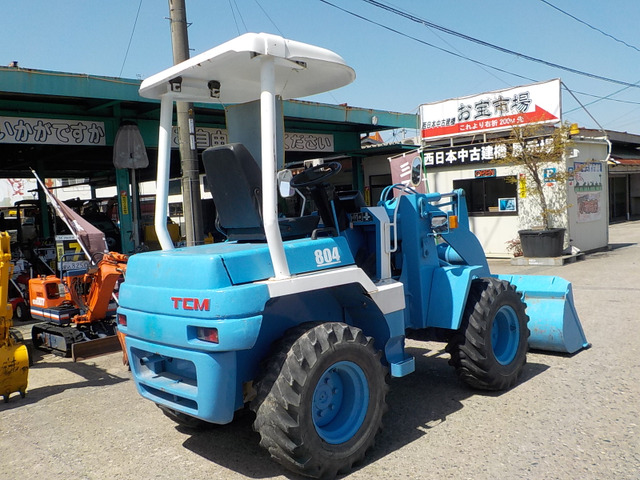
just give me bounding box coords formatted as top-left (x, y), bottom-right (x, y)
top-left (312, 360), bottom-right (369, 444)
top-left (491, 306), bottom-right (520, 365)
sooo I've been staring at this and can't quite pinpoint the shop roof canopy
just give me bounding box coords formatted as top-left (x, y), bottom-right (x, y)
top-left (0, 65), bottom-right (416, 185)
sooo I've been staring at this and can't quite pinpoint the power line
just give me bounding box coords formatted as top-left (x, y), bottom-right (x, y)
top-left (538, 0), bottom-right (640, 53)
top-left (410, 5), bottom-right (514, 89)
top-left (346, 0), bottom-right (640, 89)
top-left (562, 81), bottom-right (607, 133)
top-left (254, 0), bottom-right (284, 36)
top-left (318, 0), bottom-right (640, 123)
top-left (317, 0), bottom-right (537, 84)
top-left (119, 0), bottom-right (144, 77)
top-left (566, 87), bottom-right (640, 107)
top-left (535, 1), bottom-right (640, 113)
top-left (228, 0), bottom-right (246, 35)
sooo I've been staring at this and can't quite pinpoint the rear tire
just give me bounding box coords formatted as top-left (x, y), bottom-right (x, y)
top-left (446, 278), bottom-right (529, 391)
top-left (252, 322), bottom-right (388, 479)
top-left (14, 302), bottom-right (30, 321)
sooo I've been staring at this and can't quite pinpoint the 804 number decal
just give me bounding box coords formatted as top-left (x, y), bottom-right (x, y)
top-left (314, 247), bottom-right (341, 267)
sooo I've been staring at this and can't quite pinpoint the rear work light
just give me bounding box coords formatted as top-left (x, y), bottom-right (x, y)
top-left (117, 314), bottom-right (127, 326)
top-left (196, 327), bottom-right (219, 344)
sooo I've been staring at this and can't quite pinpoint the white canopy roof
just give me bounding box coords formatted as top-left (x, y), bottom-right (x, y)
top-left (139, 32), bottom-right (355, 103)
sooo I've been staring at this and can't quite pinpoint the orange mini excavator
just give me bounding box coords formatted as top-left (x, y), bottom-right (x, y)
top-left (28, 168), bottom-right (129, 362)
top-left (30, 252), bottom-right (127, 360)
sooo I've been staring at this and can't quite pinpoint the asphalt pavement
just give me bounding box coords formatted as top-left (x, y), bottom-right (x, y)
top-left (1, 220), bottom-right (639, 480)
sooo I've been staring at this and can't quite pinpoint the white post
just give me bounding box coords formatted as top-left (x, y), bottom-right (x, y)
top-left (260, 57), bottom-right (290, 278)
top-left (155, 94), bottom-right (176, 251)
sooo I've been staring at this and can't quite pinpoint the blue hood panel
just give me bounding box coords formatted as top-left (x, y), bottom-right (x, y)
top-left (223, 236), bottom-right (354, 284)
top-left (119, 237), bottom-right (355, 318)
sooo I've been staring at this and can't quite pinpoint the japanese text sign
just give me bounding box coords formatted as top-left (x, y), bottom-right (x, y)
top-left (171, 126), bottom-right (334, 152)
top-left (420, 79), bottom-right (561, 141)
top-left (0, 116), bottom-right (106, 146)
top-left (423, 137), bottom-right (552, 168)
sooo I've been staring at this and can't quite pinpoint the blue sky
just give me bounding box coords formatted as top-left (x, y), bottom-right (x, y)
top-left (4, 1), bottom-right (640, 138)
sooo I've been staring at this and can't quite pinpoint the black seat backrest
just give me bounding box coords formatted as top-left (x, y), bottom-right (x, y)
top-left (334, 190), bottom-right (366, 231)
top-left (203, 143), bottom-right (264, 238)
top-left (202, 143), bottom-right (320, 242)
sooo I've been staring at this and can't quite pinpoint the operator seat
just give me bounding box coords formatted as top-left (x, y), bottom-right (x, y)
top-left (202, 143), bottom-right (319, 242)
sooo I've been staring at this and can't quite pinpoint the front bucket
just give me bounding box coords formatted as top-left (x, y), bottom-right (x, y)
top-left (497, 274), bottom-right (589, 354)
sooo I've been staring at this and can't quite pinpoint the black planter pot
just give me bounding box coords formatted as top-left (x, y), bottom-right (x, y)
top-left (518, 228), bottom-right (566, 258)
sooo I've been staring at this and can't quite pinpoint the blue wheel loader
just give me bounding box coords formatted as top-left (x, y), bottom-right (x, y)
top-left (118, 33), bottom-right (589, 479)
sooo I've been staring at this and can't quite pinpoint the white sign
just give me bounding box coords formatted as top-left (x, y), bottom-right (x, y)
top-left (171, 126), bottom-right (228, 150)
top-left (0, 116), bottom-right (106, 146)
top-left (284, 132), bottom-right (334, 152)
top-left (420, 79), bottom-right (561, 141)
top-left (171, 126), bottom-right (334, 153)
top-left (573, 161), bottom-right (603, 223)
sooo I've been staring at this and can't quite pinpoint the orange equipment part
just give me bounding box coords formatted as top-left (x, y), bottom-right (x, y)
top-left (116, 329), bottom-right (129, 367)
top-left (28, 275), bottom-right (72, 310)
top-left (29, 252), bottom-right (128, 326)
top-left (71, 252), bottom-right (128, 325)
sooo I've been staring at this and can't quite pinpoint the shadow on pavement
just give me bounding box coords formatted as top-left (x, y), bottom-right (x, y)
top-left (608, 242), bottom-right (637, 250)
top-left (179, 342), bottom-right (549, 479)
top-left (0, 344), bottom-right (127, 411)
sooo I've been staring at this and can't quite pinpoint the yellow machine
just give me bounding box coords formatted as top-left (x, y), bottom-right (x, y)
top-left (0, 231), bottom-right (29, 402)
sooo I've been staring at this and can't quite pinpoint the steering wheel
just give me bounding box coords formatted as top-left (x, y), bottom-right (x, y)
top-left (290, 162), bottom-right (342, 188)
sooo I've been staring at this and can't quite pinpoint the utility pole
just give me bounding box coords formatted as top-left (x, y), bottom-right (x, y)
top-left (168, 0), bottom-right (203, 246)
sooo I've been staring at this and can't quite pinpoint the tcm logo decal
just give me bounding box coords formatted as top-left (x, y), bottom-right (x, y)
top-left (171, 297), bottom-right (210, 311)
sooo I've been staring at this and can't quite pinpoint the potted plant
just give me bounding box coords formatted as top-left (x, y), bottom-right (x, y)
top-left (505, 236), bottom-right (523, 257)
top-left (492, 122), bottom-right (575, 257)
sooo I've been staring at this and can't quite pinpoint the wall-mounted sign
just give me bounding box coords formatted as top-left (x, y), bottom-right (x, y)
top-left (519, 174), bottom-right (527, 198)
top-left (171, 126), bottom-right (334, 153)
top-left (577, 192), bottom-right (601, 223)
top-left (543, 167), bottom-right (557, 186)
top-left (0, 116), bottom-right (106, 146)
top-left (424, 141), bottom-right (507, 167)
top-left (573, 161), bottom-right (603, 192)
top-left (424, 136), bottom-right (552, 169)
top-left (573, 161), bottom-right (603, 224)
top-left (284, 132), bottom-right (334, 152)
top-left (172, 126), bottom-right (228, 150)
top-left (498, 197), bottom-right (517, 212)
top-left (419, 79), bottom-right (561, 141)
top-left (474, 168), bottom-right (496, 178)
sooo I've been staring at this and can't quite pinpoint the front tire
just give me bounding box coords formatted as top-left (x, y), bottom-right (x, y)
top-left (252, 322), bottom-right (388, 479)
top-left (446, 278), bottom-right (529, 391)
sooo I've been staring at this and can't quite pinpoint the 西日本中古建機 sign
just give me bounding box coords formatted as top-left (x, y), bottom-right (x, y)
top-left (419, 79), bottom-right (561, 142)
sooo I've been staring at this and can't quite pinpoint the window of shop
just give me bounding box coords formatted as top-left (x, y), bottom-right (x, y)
top-left (169, 179), bottom-right (182, 195)
top-left (453, 176), bottom-right (517, 215)
top-left (368, 174), bottom-right (392, 205)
